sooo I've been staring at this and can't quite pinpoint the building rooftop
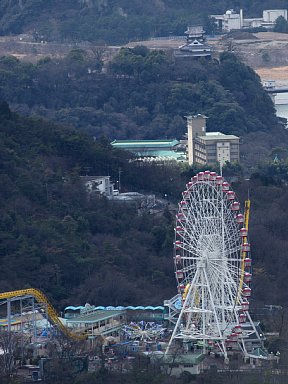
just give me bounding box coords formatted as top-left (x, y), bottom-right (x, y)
top-left (185, 26), bottom-right (205, 35)
top-left (186, 114), bottom-right (208, 120)
top-left (111, 140), bottom-right (186, 162)
top-left (206, 132), bottom-right (225, 136)
top-left (65, 305), bottom-right (164, 311)
top-left (198, 132), bottom-right (239, 140)
top-left (81, 176), bottom-right (110, 181)
top-left (66, 310), bottom-right (124, 324)
top-left (151, 352), bottom-right (205, 365)
top-left (111, 139), bottom-right (179, 149)
top-left (250, 347), bottom-right (269, 359)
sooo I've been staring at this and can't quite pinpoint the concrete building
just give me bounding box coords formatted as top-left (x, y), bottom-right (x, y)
top-left (81, 176), bottom-right (114, 197)
top-left (248, 9), bottom-right (288, 29)
top-left (263, 9), bottom-right (288, 23)
top-left (65, 308), bottom-right (126, 339)
top-left (187, 115), bottom-right (240, 166)
top-left (211, 8), bottom-right (288, 32)
top-left (210, 9), bottom-right (243, 32)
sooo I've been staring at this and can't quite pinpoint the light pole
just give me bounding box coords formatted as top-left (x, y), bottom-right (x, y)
top-left (118, 168), bottom-right (122, 193)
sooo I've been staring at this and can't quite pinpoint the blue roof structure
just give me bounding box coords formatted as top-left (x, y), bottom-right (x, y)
top-left (111, 139), bottom-right (179, 150)
top-left (65, 305), bottom-right (165, 311)
top-left (111, 139), bottom-right (186, 162)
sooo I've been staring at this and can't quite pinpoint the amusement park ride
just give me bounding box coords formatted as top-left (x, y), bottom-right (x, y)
top-left (0, 170), bottom-right (266, 367)
top-left (0, 288), bottom-right (86, 340)
top-left (165, 170), bottom-right (263, 362)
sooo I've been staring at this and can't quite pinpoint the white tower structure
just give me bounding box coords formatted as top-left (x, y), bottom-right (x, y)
top-left (187, 114), bottom-right (207, 165)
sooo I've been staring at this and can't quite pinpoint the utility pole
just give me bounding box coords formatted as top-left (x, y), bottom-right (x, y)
top-left (118, 168), bottom-right (122, 193)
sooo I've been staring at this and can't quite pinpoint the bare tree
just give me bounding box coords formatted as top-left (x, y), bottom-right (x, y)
top-left (46, 333), bottom-right (87, 359)
top-left (43, 334), bottom-right (88, 383)
top-left (0, 331), bottom-right (21, 377)
top-left (89, 45), bottom-right (107, 70)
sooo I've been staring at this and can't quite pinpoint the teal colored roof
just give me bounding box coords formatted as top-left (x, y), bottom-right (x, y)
top-left (65, 305), bottom-right (165, 311)
top-left (250, 347), bottom-right (269, 358)
top-left (152, 353), bottom-right (205, 365)
top-left (65, 306), bottom-right (84, 311)
top-left (134, 150), bottom-right (186, 160)
top-left (111, 140), bottom-right (187, 161)
top-left (67, 310), bottom-right (124, 324)
top-left (111, 139), bottom-right (179, 149)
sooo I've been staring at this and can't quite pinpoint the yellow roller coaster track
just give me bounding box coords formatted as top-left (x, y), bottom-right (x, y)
top-left (237, 199), bottom-right (251, 303)
top-left (0, 288), bottom-right (86, 340)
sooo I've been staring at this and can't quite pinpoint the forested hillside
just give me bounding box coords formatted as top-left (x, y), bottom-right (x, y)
top-left (2, 100), bottom-right (288, 312)
top-left (1, 0), bottom-right (288, 318)
top-left (0, 50), bottom-right (278, 145)
top-left (0, 102), bottom-right (185, 308)
top-left (0, 0), bottom-right (287, 43)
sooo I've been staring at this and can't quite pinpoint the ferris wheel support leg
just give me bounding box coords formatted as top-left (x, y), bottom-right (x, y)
top-left (165, 304), bottom-right (185, 355)
top-left (245, 310), bottom-right (263, 347)
top-left (202, 268), bottom-right (228, 361)
top-left (239, 337), bottom-right (249, 360)
top-left (224, 356), bottom-right (230, 365)
top-left (165, 271), bottom-right (199, 355)
top-left (247, 311), bottom-right (262, 341)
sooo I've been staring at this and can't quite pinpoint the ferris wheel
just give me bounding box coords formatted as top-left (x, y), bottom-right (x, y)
top-left (165, 171), bottom-right (261, 360)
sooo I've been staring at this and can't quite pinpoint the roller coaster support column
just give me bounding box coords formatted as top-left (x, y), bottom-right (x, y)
top-left (32, 297), bottom-right (37, 338)
top-left (7, 298), bottom-right (11, 334)
top-left (20, 298), bottom-right (24, 364)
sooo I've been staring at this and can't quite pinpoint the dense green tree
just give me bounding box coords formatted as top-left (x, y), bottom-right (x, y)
top-left (0, 50), bottom-right (278, 141)
top-left (274, 15), bottom-right (288, 33)
top-left (0, 0), bottom-right (286, 43)
top-left (0, 104), bottom-right (183, 308)
top-left (1, 99), bottom-right (288, 322)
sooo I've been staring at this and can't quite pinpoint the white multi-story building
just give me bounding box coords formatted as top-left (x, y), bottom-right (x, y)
top-left (187, 115), bottom-right (240, 167)
top-left (210, 8), bottom-right (288, 32)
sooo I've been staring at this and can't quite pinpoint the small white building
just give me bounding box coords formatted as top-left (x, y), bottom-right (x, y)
top-left (151, 352), bottom-right (205, 377)
top-left (210, 9), bottom-right (243, 32)
top-left (242, 18), bottom-right (263, 29)
top-left (81, 176), bottom-right (114, 197)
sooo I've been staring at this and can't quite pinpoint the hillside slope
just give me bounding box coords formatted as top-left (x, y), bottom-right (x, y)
top-left (0, 0), bottom-right (287, 43)
top-left (0, 103), bottom-right (181, 308)
top-left (2, 101), bottom-right (288, 314)
top-left (0, 50), bottom-right (279, 149)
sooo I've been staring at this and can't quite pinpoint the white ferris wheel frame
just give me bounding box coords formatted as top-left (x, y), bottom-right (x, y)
top-left (166, 171), bottom-right (261, 360)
